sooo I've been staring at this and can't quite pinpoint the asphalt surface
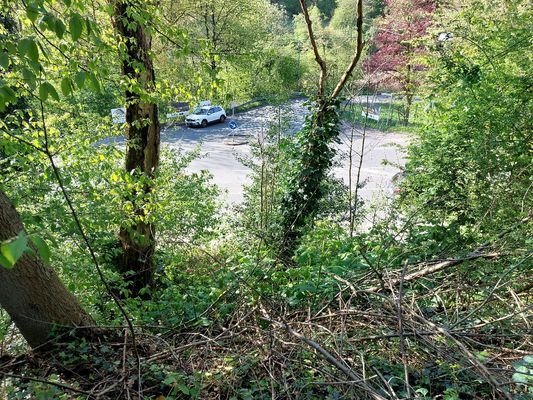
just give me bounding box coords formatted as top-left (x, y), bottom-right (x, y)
top-left (162, 100), bottom-right (308, 204)
top-left (162, 99), bottom-right (409, 207)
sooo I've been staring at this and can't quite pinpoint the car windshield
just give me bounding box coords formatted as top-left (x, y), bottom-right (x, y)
top-left (192, 107), bottom-right (209, 115)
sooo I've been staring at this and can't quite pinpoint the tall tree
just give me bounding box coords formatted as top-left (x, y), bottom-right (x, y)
top-left (112, 0), bottom-right (160, 297)
top-left (364, 0), bottom-right (434, 124)
top-left (278, 0), bottom-right (364, 260)
top-left (0, 190), bottom-right (94, 348)
top-left (157, 0), bottom-right (288, 102)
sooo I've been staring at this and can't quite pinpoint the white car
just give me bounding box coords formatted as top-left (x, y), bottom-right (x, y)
top-left (185, 105), bottom-right (226, 128)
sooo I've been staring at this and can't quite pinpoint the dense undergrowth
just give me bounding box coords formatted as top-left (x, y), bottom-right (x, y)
top-left (1, 88), bottom-right (531, 400)
top-left (1, 208), bottom-right (531, 399)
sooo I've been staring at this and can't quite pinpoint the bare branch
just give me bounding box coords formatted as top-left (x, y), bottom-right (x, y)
top-left (283, 323), bottom-right (388, 400)
top-left (298, 0), bottom-right (327, 96)
top-left (259, 302), bottom-right (387, 400)
top-left (331, 0), bottom-right (364, 99)
top-left (367, 252), bottom-right (501, 293)
top-left (0, 372), bottom-right (91, 396)
top-left (412, 312), bottom-right (514, 400)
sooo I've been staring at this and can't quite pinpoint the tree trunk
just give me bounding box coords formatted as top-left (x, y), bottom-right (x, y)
top-left (403, 63), bottom-right (413, 125)
top-left (279, 98), bottom-right (339, 261)
top-left (112, 0), bottom-right (160, 297)
top-left (276, 0), bottom-right (363, 261)
top-left (404, 92), bottom-right (413, 125)
top-left (0, 190), bottom-right (94, 348)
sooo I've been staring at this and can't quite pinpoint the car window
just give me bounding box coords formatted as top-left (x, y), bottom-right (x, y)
top-left (192, 108), bottom-right (208, 115)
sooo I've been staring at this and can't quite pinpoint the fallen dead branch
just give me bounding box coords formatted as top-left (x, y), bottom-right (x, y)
top-left (258, 300), bottom-right (388, 400)
top-left (367, 252), bottom-right (501, 292)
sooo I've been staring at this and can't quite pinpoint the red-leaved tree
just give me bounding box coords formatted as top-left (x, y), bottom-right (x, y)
top-left (365, 0), bottom-right (434, 124)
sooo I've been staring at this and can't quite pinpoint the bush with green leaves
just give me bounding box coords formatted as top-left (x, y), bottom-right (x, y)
top-left (401, 0), bottom-right (531, 240)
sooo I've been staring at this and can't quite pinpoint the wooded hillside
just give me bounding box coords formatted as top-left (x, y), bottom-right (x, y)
top-left (0, 0), bottom-right (531, 398)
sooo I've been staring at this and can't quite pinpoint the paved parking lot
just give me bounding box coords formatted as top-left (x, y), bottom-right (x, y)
top-left (162, 100), bottom-right (409, 206)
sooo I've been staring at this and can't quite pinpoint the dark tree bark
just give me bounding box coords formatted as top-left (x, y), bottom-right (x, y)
top-left (0, 190), bottom-right (94, 348)
top-left (112, 0), bottom-right (160, 297)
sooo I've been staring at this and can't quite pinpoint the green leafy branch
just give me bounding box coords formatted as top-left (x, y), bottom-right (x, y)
top-left (0, 230), bottom-right (51, 269)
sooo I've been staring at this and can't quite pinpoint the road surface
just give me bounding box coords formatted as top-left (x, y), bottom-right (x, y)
top-left (162, 100), bottom-right (409, 207)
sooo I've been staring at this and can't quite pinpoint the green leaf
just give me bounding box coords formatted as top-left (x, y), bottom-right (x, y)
top-left (60, 77), bottom-right (72, 96)
top-left (17, 38), bottom-right (31, 56)
top-left (54, 18), bottom-right (66, 39)
top-left (0, 252), bottom-right (11, 269)
top-left (87, 72), bottom-right (101, 93)
top-left (0, 85), bottom-right (16, 112)
top-left (28, 59), bottom-right (42, 74)
top-left (69, 13), bottom-right (83, 41)
top-left (162, 375), bottom-right (177, 385)
top-left (74, 71), bottom-right (86, 88)
top-left (27, 39), bottom-right (40, 62)
top-left (22, 68), bottom-right (37, 89)
top-left (29, 235), bottom-right (51, 265)
top-left (5, 42), bottom-right (16, 53)
top-left (18, 37), bottom-right (40, 62)
top-left (38, 82), bottom-right (49, 101)
top-left (0, 52), bottom-right (9, 69)
top-left (0, 86), bottom-right (16, 103)
top-left (26, 3), bottom-right (41, 22)
top-left (40, 14), bottom-right (56, 32)
top-left (46, 82), bottom-right (59, 101)
top-left (38, 82), bottom-right (59, 101)
top-left (512, 372), bottom-right (531, 384)
top-left (85, 18), bottom-right (92, 36)
top-left (0, 232), bottom-right (29, 269)
top-left (178, 385), bottom-right (190, 395)
top-left (514, 365), bottom-right (528, 373)
top-left (475, 350), bottom-right (490, 361)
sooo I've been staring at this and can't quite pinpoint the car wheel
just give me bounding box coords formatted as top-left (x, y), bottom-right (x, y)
top-left (220, 115), bottom-right (226, 123)
top-left (201, 119), bottom-right (208, 128)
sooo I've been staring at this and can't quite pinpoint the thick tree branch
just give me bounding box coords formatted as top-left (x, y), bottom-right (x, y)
top-left (298, 0), bottom-right (327, 96)
top-left (284, 323), bottom-right (387, 400)
top-left (367, 252), bottom-right (501, 293)
top-left (366, 215), bottom-right (532, 292)
top-left (331, 0), bottom-right (364, 99)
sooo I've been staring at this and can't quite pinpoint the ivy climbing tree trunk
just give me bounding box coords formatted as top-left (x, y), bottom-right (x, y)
top-left (278, 0), bottom-right (364, 261)
top-left (279, 97), bottom-right (340, 258)
top-left (0, 190), bottom-right (94, 348)
top-left (112, 0), bottom-right (160, 297)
